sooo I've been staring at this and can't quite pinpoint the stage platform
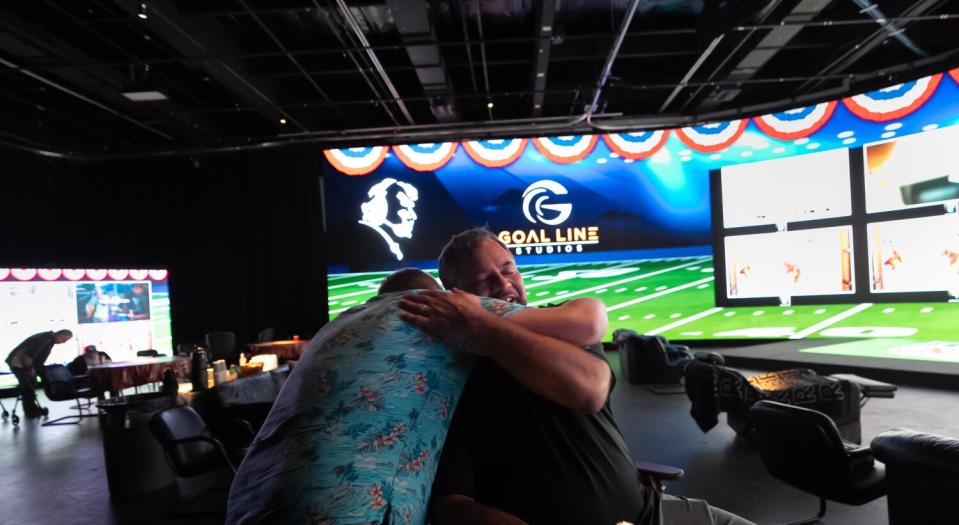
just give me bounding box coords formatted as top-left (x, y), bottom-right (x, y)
top-left (687, 338), bottom-right (959, 390)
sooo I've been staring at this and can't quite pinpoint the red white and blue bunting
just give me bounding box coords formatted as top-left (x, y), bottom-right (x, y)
top-left (532, 135), bottom-right (599, 164)
top-left (323, 146), bottom-right (389, 176)
top-left (602, 130), bottom-right (669, 160)
top-left (842, 73), bottom-right (942, 122)
top-left (321, 68), bottom-right (959, 175)
top-left (0, 268), bottom-right (169, 282)
top-left (753, 101), bottom-right (838, 141)
top-left (11, 268), bottom-right (37, 281)
top-left (462, 138), bottom-right (528, 168)
top-left (37, 268), bottom-right (62, 281)
top-left (393, 142), bottom-right (458, 172)
top-left (675, 119), bottom-right (748, 153)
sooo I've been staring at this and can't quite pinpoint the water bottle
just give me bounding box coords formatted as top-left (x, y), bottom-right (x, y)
top-left (190, 347), bottom-right (209, 391)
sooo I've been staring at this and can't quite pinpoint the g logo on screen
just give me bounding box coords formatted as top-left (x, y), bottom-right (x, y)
top-left (522, 180), bottom-right (573, 226)
top-left (359, 178), bottom-right (419, 261)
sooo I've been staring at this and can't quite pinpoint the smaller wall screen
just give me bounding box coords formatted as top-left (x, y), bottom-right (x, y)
top-left (0, 268), bottom-right (172, 373)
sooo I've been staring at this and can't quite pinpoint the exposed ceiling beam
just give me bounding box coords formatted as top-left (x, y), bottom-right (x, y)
top-left (333, 0), bottom-right (416, 125)
top-left (388, 0), bottom-right (458, 123)
top-left (796, 0), bottom-right (948, 93)
top-left (106, 0), bottom-right (305, 131)
top-left (530, 0), bottom-right (557, 117)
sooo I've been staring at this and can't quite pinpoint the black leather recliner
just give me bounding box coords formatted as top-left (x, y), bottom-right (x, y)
top-left (613, 329), bottom-right (693, 384)
top-left (749, 400), bottom-right (886, 524)
top-left (871, 429), bottom-right (959, 525)
top-left (684, 361), bottom-right (864, 444)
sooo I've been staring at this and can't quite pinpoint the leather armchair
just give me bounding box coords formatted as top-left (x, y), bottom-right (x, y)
top-left (871, 429), bottom-right (959, 525)
top-left (749, 400), bottom-right (886, 524)
top-left (685, 362), bottom-right (864, 444)
top-left (614, 329), bottom-right (693, 384)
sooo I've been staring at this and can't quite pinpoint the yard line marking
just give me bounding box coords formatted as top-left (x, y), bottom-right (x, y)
top-left (328, 276), bottom-right (384, 290)
top-left (528, 257), bottom-right (710, 306)
top-left (605, 276), bottom-right (714, 312)
top-left (788, 303), bottom-right (873, 340)
top-left (646, 307), bottom-right (724, 336)
top-left (526, 260), bottom-right (639, 289)
top-left (329, 286), bottom-right (393, 300)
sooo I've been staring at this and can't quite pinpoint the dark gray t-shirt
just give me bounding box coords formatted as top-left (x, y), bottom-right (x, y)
top-left (431, 344), bottom-right (658, 525)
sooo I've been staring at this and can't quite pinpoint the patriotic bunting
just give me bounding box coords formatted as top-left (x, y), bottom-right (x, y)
top-left (462, 138), bottom-right (528, 168)
top-left (37, 269), bottom-right (63, 281)
top-left (842, 74), bottom-right (943, 122)
top-left (11, 269), bottom-right (38, 281)
top-left (149, 269), bottom-right (169, 281)
top-left (531, 135), bottom-right (599, 164)
top-left (393, 142), bottom-right (458, 172)
top-left (321, 69), bottom-right (957, 175)
top-left (753, 102), bottom-right (838, 141)
top-left (323, 146), bottom-right (389, 176)
top-left (86, 269), bottom-right (108, 281)
top-left (675, 120), bottom-right (748, 153)
top-left (602, 131), bottom-right (669, 160)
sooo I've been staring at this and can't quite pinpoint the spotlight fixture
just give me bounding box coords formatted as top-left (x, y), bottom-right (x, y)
top-left (487, 101), bottom-right (494, 109)
top-left (279, 118), bottom-right (287, 125)
top-left (137, 3), bottom-right (148, 20)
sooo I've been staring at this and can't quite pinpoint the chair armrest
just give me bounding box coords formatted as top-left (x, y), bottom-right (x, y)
top-left (830, 374), bottom-right (897, 398)
top-left (636, 460), bottom-right (684, 493)
top-left (170, 435), bottom-right (238, 473)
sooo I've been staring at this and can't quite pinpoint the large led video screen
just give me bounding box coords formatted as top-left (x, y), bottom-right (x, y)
top-left (325, 68), bottom-right (959, 342)
top-left (0, 268), bottom-right (172, 373)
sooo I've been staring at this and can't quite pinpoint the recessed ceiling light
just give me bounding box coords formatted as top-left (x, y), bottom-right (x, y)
top-left (137, 3), bottom-right (148, 20)
top-left (279, 118), bottom-right (287, 125)
top-left (122, 90), bottom-right (167, 101)
top-left (487, 101), bottom-right (494, 109)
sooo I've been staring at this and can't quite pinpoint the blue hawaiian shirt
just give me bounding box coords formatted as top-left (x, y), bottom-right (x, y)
top-left (227, 291), bottom-right (523, 525)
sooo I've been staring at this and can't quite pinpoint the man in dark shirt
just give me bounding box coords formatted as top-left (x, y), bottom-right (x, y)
top-left (5, 329), bottom-right (73, 417)
top-left (405, 228), bottom-right (752, 525)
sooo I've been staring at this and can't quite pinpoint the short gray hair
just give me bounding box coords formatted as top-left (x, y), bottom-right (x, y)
top-left (437, 227), bottom-right (510, 289)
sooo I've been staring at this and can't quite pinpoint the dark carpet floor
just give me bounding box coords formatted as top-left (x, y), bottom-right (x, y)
top-left (1, 352), bottom-right (956, 524)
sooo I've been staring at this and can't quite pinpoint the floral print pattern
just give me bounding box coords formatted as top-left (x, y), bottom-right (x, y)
top-left (227, 291), bottom-right (522, 525)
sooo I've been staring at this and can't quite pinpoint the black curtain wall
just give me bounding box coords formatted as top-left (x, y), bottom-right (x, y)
top-left (0, 145), bottom-right (329, 349)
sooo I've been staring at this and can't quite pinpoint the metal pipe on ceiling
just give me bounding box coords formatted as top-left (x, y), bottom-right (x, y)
top-left (315, 0), bottom-right (400, 126)
top-left (0, 56), bottom-right (173, 141)
top-left (850, 0), bottom-right (927, 57)
top-left (473, 0), bottom-right (492, 113)
top-left (333, 0), bottom-right (416, 125)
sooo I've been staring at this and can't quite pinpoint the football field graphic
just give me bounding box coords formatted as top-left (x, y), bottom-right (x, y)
top-left (328, 255), bottom-right (959, 343)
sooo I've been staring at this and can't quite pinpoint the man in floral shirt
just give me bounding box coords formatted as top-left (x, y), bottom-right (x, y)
top-left (227, 268), bottom-right (609, 525)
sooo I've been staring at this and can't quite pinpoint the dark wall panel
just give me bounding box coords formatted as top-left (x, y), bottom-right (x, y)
top-left (0, 146), bottom-right (329, 348)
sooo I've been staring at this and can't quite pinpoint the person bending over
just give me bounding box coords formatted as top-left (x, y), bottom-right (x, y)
top-left (402, 228), bottom-right (753, 525)
top-left (5, 329), bottom-right (73, 418)
top-left (227, 267), bottom-right (610, 525)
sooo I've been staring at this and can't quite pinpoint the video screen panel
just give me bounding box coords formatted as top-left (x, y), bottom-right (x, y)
top-left (720, 148), bottom-right (852, 228)
top-left (0, 268), bottom-right (172, 373)
top-left (864, 125), bottom-right (959, 214)
top-left (724, 226), bottom-right (854, 299)
top-left (868, 215), bottom-right (959, 294)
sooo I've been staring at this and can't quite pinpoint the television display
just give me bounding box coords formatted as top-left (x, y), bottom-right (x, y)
top-left (724, 227), bottom-right (854, 299)
top-left (868, 215), bottom-right (959, 294)
top-left (720, 148), bottom-right (852, 228)
top-left (0, 268), bottom-right (172, 373)
top-left (864, 125), bottom-right (959, 213)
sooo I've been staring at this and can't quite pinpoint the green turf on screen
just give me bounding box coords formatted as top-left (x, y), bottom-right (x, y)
top-left (328, 256), bottom-right (959, 343)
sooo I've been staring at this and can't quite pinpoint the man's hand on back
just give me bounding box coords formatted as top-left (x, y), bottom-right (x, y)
top-left (399, 289), bottom-right (494, 349)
